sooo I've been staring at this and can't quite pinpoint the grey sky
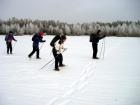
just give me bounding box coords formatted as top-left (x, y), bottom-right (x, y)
top-left (0, 0), bottom-right (140, 23)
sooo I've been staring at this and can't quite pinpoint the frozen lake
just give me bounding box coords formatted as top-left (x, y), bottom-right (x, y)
top-left (0, 35), bottom-right (140, 105)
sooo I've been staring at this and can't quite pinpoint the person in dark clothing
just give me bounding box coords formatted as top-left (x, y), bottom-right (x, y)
top-left (28, 32), bottom-right (46, 59)
top-left (5, 31), bottom-right (17, 54)
top-left (50, 35), bottom-right (67, 71)
top-left (90, 30), bottom-right (105, 59)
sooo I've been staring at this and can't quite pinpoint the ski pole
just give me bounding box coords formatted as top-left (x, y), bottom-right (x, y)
top-left (99, 40), bottom-right (104, 58)
top-left (12, 41), bottom-right (17, 53)
top-left (102, 38), bottom-right (106, 59)
top-left (40, 48), bottom-right (67, 70)
top-left (13, 41), bottom-right (17, 49)
top-left (49, 48), bottom-right (67, 67)
top-left (39, 42), bottom-right (45, 50)
top-left (40, 53), bottom-right (60, 70)
top-left (40, 58), bottom-right (55, 70)
top-left (44, 59), bottom-right (55, 71)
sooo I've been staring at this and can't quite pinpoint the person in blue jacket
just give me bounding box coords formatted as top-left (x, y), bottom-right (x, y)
top-left (5, 31), bottom-right (17, 54)
top-left (28, 32), bottom-right (46, 59)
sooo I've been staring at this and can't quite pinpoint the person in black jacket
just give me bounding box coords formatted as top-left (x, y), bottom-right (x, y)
top-left (5, 31), bottom-right (17, 54)
top-left (90, 30), bottom-right (105, 59)
top-left (28, 32), bottom-right (46, 59)
top-left (50, 34), bottom-right (67, 71)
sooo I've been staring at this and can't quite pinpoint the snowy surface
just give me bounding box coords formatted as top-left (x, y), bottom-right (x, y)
top-left (0, 35), bottom-right (140, 105)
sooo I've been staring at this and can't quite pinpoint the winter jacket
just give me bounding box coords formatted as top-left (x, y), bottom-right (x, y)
top-left (54, 40), bottom-right (65, 54)
top-left (32, 33), bottom-right (45, 48)
top-left (90, 34), bottom-right (105, 44)
top-left (5, 34), bottom-right (16, 42)
top-left (50, 35), bottom-right (67, 54)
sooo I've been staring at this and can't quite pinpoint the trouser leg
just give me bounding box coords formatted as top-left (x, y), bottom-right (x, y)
top-left (92, 43), bottom-right (98, 58)
top-left (28, 46), bottom-right (36, 57)
top-left (59, 54), bottom-right (63, 66)
top-left (6, 42), bottom-right (9, 54)
top-left (53, 48), bottom-right (59, 69)
top-left (9, 43), bottom-right (12, 54)
top-left (36, 48), bottom-right (40, 58)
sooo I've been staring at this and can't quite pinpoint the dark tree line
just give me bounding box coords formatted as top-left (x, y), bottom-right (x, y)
top-left (0, 17), bottom-right (140, 37)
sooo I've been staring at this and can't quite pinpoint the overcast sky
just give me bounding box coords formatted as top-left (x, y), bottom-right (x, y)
top-left (0, 0), bottom-right (140, 23)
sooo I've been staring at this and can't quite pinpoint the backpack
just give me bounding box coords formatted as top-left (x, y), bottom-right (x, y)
top-left (32, 34), bottom-right (37, 41)
top-left (89, 33), bottom-right (94, 42)
top-left (50, 35), bottom-right (60, 47)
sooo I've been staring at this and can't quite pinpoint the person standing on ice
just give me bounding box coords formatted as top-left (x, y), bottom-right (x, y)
top-left (90, 30), bottom-right (105, 59)
top-left (28, 32), bottom-right (46, 59)
top-left (50, 34), bottom-right (67, 71)
top-left (5, 31), bottom-right (17, 54)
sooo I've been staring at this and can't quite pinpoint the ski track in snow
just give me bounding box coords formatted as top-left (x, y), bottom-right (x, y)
top-left (46, 61), bottom-right (96, 105)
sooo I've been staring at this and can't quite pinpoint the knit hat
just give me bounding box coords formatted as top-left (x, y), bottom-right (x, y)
top-left (61, 35), bottom-right (66, 40)
top-left (39, 32), bottom-right (44, 37)
top-left (9, 31), bottom-right (13, 34)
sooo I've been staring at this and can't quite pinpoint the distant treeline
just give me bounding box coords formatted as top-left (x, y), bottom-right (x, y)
top-left (0, 17), bottom-right (140, 37)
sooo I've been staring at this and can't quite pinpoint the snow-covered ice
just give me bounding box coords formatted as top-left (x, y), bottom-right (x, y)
top-left (0, 35), bottom-right (140, 105)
